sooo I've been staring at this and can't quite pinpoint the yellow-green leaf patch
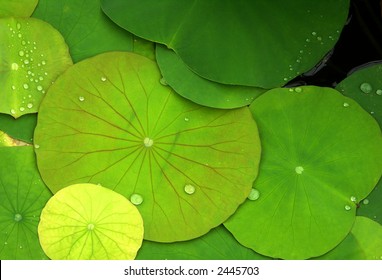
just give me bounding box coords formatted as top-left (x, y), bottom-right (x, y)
top-left (38, 183), bottom-right (144, 260)
top-left (0, 0), bottom-right (38, 17)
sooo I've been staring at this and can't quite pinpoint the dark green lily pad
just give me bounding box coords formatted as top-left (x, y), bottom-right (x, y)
top-left (156, 45), bottom-right (265, 109)
top-left (38, 183), bottom-right (144, 260)
top-left (0, 113), bottom-right (37, 143)
top-left (137, 225), bottom-right (270, 260)
top-left (34, 52), bottom-right (261, 242)
top-left (336, 62), bottom-right (382, 224)
top-left (101, 0), bottom-right (349, 87)
top-left (0, 17), bottom-right (73, 118)
top-left (32, 0), bottom-right (155, 62)
top-left (315, 216), bottom-right (382, 260)
top-left (0, 0), bottom-right (38, 17)
top-left (0, 146), bottom-right (51, 259)
top-left (225, 86), bottom-right (382, 259)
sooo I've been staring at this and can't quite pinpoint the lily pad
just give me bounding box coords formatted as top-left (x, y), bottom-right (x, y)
top-left (0, 0), bottom-right (38, 17)
top-left (38, 183), bottom-right (144, 260)
top-left (336, 62), bottom-right (382, 128)
top-left (314, 216), bottom-right (382, 260)
top-left (101, 0), bottom-right (349, 88)
top-left (0, 130), bottom-right (29, 147)
top-left (156, 44), bottom-right (265, 109)
top-left (0, 17), bottom-right (73, 118)
top-left (137, 225), bottom-right (270, 260)
top-left (32, 0), bottom-right (155, 62)
top-left (0, 113), bottom-right (37, 143)
top-left (0, 146), bottom-right (51, 260)
top-left (225, 86), bottom-right (382, 259)
top-left (34, 52), bottom-right (261, 242)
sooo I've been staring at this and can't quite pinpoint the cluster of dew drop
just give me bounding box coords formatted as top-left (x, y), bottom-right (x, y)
top-left (7, 21), bottom-right (49, 115)
top-left (283, 28), bottom-right (339, 83)
top-left (359, 82), bottom-right (382, 115)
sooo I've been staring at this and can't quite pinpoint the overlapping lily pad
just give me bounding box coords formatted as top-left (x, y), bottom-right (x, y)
top-left (38, 183), bottom-right (144, 260)
top-left (34, 52), bottom-right (261, 242)
top-left (0, 146), bottom-right (51, 260)
top-left (315, 216), bottom-right (382, 260)
top-left (0, 17), bottom-right (72, 118)
top-left (156, 45), bottom-right (265, 108)
top-left (137, 225), bottom-right (270, 260)
top-left (0, 130), bottom-right (29, 147)
top-left (32, 0), bottom-right (154, 62)
top-left (101, 0), bottom-right (349, 88)
top-left (0, 113), bottom-right (37, 143)
top-left (225, 86), bottom-right (382, 259)
top-left (0, 0), bottom-right (38, 17)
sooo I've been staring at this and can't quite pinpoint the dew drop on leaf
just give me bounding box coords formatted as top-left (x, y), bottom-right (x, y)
top-left (360, 82), bottom-right (372, 94)
top-left (184, 184), bottom-right (196, 195)
top-left (130, 193), bottom-right (143, 205)
top-left (247, 188), bottom-right (260, 201)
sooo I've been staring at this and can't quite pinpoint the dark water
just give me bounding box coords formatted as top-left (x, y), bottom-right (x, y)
top-left (288, 0), bottom-right (382, 87)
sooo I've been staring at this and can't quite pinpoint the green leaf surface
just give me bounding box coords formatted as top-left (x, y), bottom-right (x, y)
top-left (101, 0), bottom-right (349, 88)
top-left (0, 113), bottom-right (37, 143)
top-left (156, 45), bottom-right (265, 109)
top-left (34, 52), bottom-right (261, 242)
top-left (0, 17), bottom-right (73, 118)
top-left (315, 216), bottom-right (382, 260)
top-left (137, 225), bottom-right (270, 260)
top-left (38, 183), bottom-right (144, 260)
top-left (0, 130), bottom-right (29, 146)
top-left (225, 86), bottom-right (382, 259)
top-left (32, 0), bottom-right (154, 63)
top-left (0, 146), bottom-right (51, 260)
top-left (336, 63), bottom-right (382, 224)
top-left (0, 0), bottom-right (38, 17)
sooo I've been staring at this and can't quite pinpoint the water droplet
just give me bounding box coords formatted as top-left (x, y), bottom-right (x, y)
top-left (345, 205), bottom-right (351, 211)
top-left (87, 223), bottom-right (95, 231)
top-left (376, 89), bottom-right (382, 96)
top-left (27, 103), bottom-right (33, 109)
top-left (295, 166), bottom-right (304, 174)
top-left (294, 87), bottom-right (302, 93)
top-left (19, 107), bottom-right (25, 112)
top-left (311, 31), bottom-right (317, 36)
top-left (363, 199), bottom-right (369, 205)
top-left (11, 63), bottom-right (19, 70)
top-left (130, 193), bottom-right (143, 205)
top-left (21, 40), bottom-right (26, 45)
top-left (17, 33), bottom-right (22, 38)
top-left (14, 213), bottom-right (22, 222)
top-left (350, 196), bottom-right (357, 202)
top-left (4, 242), bottom-right (7, 245)
top-left (18, 50), bottom-right (24, 57)
top-left (23, 83), bottom-right (29, 90)
top-left (78, 96), bottom-right (85, 102)
top-left (184, 117), bottom-right (189, 122)
top-left (16, 23), bottom-right (21, 30)
top-left (39, 76), bottom-right (44, 81)
top-left (160, 77), bottom-right (168, 86)
top-left (37, 85), bottom-right (43, 91)
top-left (101, 76), bottom-right (107, 82)
top-left (360, 82), bottom-right (372, 94)
top-left (343, 102), bottom-right (349, 107)
top-left (248, 188), bottom-right (260, 201)
top-left (184, 184), bottom-right (196, 195)
top-left (34, 144), bottom-right (40, 149)
top-left (306, 38), bottom-right (311, 42)
top-left (283, 77), bottom-right (288, 81)
top-left (143, 137), bottom-right (154, 147)
top-left (23, 59), bottom-right (29, 65)
top-left (19, 245), bottom-right (23, 249)
top-left (317, 36), bottom-right (322, 41)
top-left (41, 60), bottom-right (46, 65)
top-left (10, 109), bottom-right (16, 115)
top-left (11, 85), bottom-right (16, 90)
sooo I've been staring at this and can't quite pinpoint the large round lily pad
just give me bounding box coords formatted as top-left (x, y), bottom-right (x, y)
top-left (315, 216), bottom-right (382, 260)
top-left (0, 0), bottom-right (38, 17)
top-left (34, 52), bottom-right (261, 242)
top-left (156, 44), bottom-right (265, 109)
top-left (225, 86), bottom-right (382, 259)
top-left (32, 0), bottom-right (155, 63)
top-left (0, 17), bottom-right (72, 118)
top-left (38, 183), bottom-right (144, 260)
top-left (0, 146), bottom-right (52, 260)
top-left (101, 0), bottom-right (349, 87)
top-left (137, 225), bottom-right (270, 260)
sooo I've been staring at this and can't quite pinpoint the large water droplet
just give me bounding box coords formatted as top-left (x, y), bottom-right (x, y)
top-left (37, 85), bottom-right (43, 91)
top-left (363, 199), bottom-right (370, 205)
top-left (360, 82), bottom-right (373, 94)
top-left (18, 50), bottom-right (24, 57)
top-left (143, 137), bottom-right (154, 147)
top-left (376, 89), bottom-right (382, 96)
top-left (14, 213), bottom-right (22, 222)
top-left (295, 166), bottom-right (304, 174)
top-left (130, 193), bottom-right (143, 205)
top-left (11, 63), bottom-right (19, 70)
top-left (294, 87), bottom-right (302, 93)
top-left (184, 184), bottom-right (195, 195)
top-left (248, 188), bottom-right (260, 201)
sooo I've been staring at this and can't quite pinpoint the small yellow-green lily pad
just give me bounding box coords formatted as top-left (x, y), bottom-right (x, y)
top-left (0, 17), bottom-right (72, 118)
top-left (38, 183), bottom-right (144, 260)
top-left (0, 0), bottom-right (38, 17)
